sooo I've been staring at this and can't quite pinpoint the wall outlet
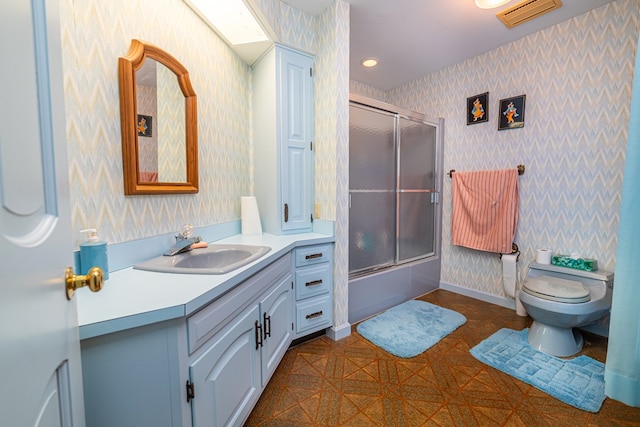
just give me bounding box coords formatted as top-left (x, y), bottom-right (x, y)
top-left (314, 203), bottom-right (321, 219)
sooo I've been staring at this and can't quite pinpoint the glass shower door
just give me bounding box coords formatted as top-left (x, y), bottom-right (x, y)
top-left (349, 103), bottom-right (439, 276)
top-left (397, 117), bottom-right (437, 262)
top-left (349, 104), bottom-right (397, 274)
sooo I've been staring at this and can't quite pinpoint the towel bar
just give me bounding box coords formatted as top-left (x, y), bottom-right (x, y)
top-left (448, 164), bottom-right (525, 178)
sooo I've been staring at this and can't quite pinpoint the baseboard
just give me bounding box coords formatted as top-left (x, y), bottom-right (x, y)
top-left (439, 281), bottom-right (516, 310)
top-left (326, 323), bottom-right (351, 341)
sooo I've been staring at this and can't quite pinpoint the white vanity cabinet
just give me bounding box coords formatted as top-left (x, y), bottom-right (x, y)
top-left (253, 44), bottom-right (314, 234)
top-left (188, 254), bottom-right (292, 426)
top-left (293, 244), bottom-right (334, 338)
top-left (80, 254), bottom-right (293, 427)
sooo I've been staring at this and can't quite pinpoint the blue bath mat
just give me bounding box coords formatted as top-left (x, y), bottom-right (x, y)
top-left (470, 328), bottom-right (606, 412)
top-left (356, 300), bottom-right (467, 358)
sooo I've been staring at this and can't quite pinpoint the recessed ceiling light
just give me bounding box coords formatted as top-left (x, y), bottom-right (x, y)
top-left (475, 0), bottom-right (511, 9)
top-left (361, 57), bottom-right (378, 68)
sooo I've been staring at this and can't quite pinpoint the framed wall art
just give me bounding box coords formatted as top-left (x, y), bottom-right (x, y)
top-left (137, 114), bottom-right (153, 137)
top-left (498, 95), bottom-right (525, 130)
top-left (467, 92), bottom-right (488, 125)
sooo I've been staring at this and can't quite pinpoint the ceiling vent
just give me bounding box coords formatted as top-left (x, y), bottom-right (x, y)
top-left (497, 0), bottom-right (563, 28)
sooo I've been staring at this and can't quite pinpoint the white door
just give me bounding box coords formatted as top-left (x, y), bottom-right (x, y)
top-left (0, 0), bottom-right (87, 426)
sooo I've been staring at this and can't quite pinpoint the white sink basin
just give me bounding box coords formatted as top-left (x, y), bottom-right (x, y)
top-left (133, 244), bottom-right (271, 275)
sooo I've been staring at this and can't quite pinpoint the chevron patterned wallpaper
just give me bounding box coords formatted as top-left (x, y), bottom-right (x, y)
top-left (59, 0), bottom-right (343, 243)
top-left (315, 1), bottom-right (351, 332)
top-left (59, 0), bottom-right (254, 246)
top-left (350, 80), bottom-right (387, 103)
top-left (379, 0), bottom-right (639, 299)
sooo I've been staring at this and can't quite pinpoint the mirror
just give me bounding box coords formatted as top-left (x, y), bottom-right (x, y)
top-left (118, 39), bottom-right (198, 194)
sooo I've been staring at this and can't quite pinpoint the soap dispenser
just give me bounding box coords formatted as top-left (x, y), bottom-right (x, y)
top-left (80, 229), bottom-right (109, 280)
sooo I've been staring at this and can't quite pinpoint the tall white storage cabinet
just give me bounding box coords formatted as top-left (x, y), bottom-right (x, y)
top-left (253, 44), bottom-right (314, 234)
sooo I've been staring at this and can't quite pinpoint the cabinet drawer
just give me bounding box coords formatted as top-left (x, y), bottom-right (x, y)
top-left (294, 244), bottom-right (332, 267)
top-left (187, 254), bottom-right (291, 354)
top-left (295, 296), bottom-right (332, 333)
top-left (295, 264), bottom-right (332, 300)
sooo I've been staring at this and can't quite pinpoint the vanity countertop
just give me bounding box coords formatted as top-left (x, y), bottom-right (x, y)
top-left (76, 232), bottom-right (334, 340)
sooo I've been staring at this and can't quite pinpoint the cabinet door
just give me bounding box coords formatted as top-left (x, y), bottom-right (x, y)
top-left (190, 305), bottom-right (261, 427)
top-left (278, 47), bottom-right (314, 232)
top-left (260, 274), bottom-right (293, 385)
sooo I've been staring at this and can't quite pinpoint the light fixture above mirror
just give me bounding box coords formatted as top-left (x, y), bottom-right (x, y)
top-left (183, 0), bottom-right (274, 64)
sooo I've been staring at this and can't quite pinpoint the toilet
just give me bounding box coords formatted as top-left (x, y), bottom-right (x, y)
top-left (518, 262), bottom-right (614, 357)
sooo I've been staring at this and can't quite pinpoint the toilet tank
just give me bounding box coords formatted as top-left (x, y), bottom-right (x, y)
top-left (526, 262), bottom-right (614, 290)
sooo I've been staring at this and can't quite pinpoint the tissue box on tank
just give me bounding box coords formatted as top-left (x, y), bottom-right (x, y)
top-left (551, 254), bottom-right (598, 271)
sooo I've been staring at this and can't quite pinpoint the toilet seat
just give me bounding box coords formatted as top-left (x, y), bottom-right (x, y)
top-left (523, 275), bottom-right (591, 303)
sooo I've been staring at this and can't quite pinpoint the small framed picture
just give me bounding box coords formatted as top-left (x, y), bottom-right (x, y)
top-left (498, 95), bottom-right (526, 130)
top-left (467, 92), bottom-right (488, 125)
top-left (137, 114), bottom-right (153, 137)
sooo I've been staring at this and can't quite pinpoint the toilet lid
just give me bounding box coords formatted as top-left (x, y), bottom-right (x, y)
top-left (523, 275), bottom-right (591, 303)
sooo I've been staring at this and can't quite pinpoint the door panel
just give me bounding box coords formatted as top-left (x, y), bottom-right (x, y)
top-left (0, 0), bottom-right (85, 425)
top-left (398, 117), bottom-right (438, 263)
top-left (260, 275), bottom-right (292, 385)
top-left (279, 47), bottom-right (313, 232)
top-left (348, 104), bottom-right (397, 274)
top-left (189, 305), bottom-right (261, 427)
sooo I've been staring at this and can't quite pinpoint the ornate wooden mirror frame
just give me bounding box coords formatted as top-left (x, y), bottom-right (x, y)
top-left (118, 39), bottom-right (198, 195)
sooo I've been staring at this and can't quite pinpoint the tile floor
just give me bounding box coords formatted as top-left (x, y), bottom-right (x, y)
top-left (246, 290), bottom-right (640, 426)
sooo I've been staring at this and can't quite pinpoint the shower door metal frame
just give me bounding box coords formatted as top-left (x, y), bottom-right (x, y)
top-left (348, 94), bottom-right (444, 277)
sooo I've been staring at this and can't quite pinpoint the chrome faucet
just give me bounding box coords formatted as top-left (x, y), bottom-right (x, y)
top-left (164, 224), bottom-right (202, 256)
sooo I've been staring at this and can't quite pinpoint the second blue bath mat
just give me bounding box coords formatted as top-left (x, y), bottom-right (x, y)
top-left (470, 328), bottom-right (606, 412)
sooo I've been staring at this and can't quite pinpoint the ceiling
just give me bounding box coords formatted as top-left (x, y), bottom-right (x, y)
top-left (282, 0), bottom-right (615, 91)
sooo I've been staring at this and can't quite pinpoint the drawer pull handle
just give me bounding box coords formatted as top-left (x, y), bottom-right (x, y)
top-left (306, 310), bottom-right (323, 320)
top-left (305, 279), bottom-right (323, 287)
top-left (305, 253), bottom-right (323, 260)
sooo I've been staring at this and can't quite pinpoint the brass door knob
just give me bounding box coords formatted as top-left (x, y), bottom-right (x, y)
top-left (65, 266), bottom-right (104, 300)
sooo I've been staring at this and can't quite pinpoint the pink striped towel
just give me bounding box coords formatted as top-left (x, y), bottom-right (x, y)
top-left (452, 168), bottom-right (519, 254)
